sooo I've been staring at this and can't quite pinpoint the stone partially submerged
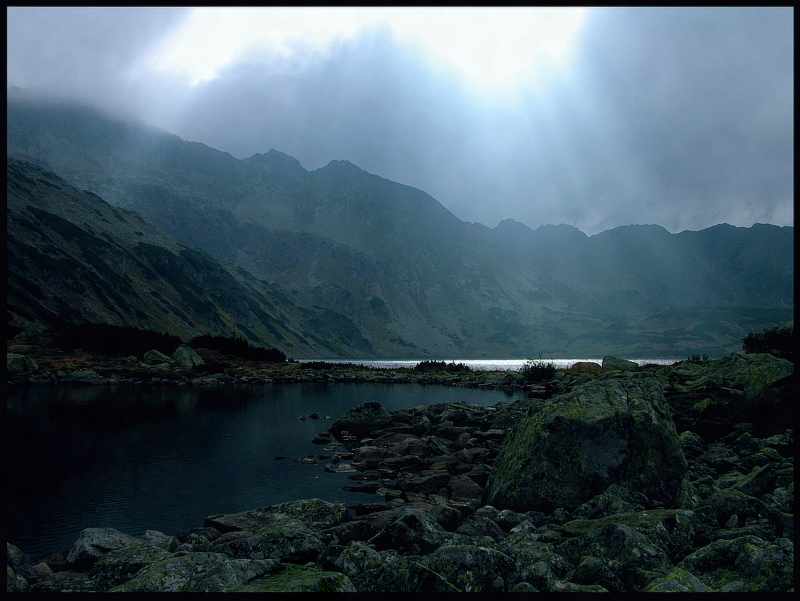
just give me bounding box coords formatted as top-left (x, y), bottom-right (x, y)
top-left (485, 374), bottom-right (687, 513)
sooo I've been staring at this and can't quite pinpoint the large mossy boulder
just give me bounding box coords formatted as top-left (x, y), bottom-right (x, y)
top-left (329, 401), bottom-right (393, 441)
top-left (485, 375), bottom-right (687, 513)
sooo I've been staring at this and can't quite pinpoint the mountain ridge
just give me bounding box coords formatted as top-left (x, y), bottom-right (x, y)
top-left (6, 94), bottom-right (793, 358)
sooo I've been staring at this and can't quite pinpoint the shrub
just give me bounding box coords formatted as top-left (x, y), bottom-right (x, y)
top-left (742, 325), bottom-right (794, 362)
top-left (413, 360), bottom-right (472, 374)
top-left (520, 355), bottom-right (557, 383)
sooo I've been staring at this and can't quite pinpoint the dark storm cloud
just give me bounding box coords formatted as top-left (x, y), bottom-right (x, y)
top-left (6, 7), bottom-right (793, 235)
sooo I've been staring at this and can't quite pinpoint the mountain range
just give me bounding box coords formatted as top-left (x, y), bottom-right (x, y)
top-left (6, 91), bottom-right (794, 358)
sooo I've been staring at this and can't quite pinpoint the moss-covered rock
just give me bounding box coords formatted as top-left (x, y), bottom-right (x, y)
top-left (109, 552), bottom-right (276, 592)
top-left (417, 544), bottom-right (516, 592)
top-left (485, 375), bottom-right (687, 513)
top-left (678, 535), bottom-right (794, 592)
top-left (233, 563), bottom-right (356, 593)
top-left (330, 400), bottom-right (394, 440)
top-left (645, 567), bottom-right (710, 592)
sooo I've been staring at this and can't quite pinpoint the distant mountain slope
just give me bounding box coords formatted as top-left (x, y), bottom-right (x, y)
top-left (7, 93), bottom-right (793, 358)
top-left (6, 157), bottom-right (375, 357)
top-left (479, 219), bottom-right (793, 316)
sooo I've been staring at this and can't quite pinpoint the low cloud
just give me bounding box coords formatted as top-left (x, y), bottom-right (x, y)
top-left (6, 7), bottom-right (793, 235)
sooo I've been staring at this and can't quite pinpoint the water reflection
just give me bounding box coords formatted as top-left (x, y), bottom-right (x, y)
top-left (6, 382), bottom-right (519, 560)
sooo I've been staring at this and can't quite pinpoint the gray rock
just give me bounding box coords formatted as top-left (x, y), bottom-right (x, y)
top-left (448, 474), bottom-right (484, 502)
top-left (678, 535), bottom-right (793, 592)
top-left (418, 544), bottom-right (516, 592)
top-left (486, 375), bottom-right (687, 513)
top-left (602, 356), bottom-right (639, 371)
top-left (65, 367), bottom-right (105, 383)
top-left (66, 527), bottom-right (143, 571)
top-left (7, 352), bottom-right (38, 374)
top-left (109, 551), bottom-right (276, 592)
top-left (142, 349), bottom-right (175, 366)
top-left (88, 543), bottom-right (171, 589)
top-left (171, 344), bottom-right (204, 369)
top-left (645, 568), bottom-right (710, 592)
top-left (330, 401), bottom-right (394, 440)
top-left (369, 507), bottom-right (453, 555)
top-left (555, 520), bottom-right (673, 591)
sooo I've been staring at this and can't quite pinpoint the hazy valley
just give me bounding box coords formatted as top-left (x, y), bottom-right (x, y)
top-left (7, 93), bottom-right (794, 359)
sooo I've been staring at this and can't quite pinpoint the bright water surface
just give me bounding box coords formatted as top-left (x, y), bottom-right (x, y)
top-left (301, 358), bottom-right (680, 370)
top-left (7, 382), bottom-right (522, 560)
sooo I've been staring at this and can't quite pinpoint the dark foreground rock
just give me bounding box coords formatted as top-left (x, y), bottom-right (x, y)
top-left (7, 355), bottom-right (795, 593)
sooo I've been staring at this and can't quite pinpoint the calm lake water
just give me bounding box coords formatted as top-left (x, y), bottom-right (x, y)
top-left (301, 358), bottom-right (680, 370)
top-left (6, 382), bottom-right (521, 560)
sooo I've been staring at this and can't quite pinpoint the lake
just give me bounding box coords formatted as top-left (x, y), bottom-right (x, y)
top-left (300, 358), bottom-right (680, 370)
top-left (6, 382), bottom-right (522, 560)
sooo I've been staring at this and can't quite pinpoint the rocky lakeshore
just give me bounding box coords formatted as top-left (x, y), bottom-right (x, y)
top-left (7, 352), bottom-right (795, 593)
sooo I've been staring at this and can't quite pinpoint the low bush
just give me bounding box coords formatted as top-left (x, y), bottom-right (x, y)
top-left (520, 355), bottom-right (557, 383)
top-left (413, 360), bottom-right (472, 374)
top-left (742, 325), bottom-right (794, 362)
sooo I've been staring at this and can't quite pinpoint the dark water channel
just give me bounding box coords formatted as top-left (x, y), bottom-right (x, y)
top-left (6, 382), bottom-right (521, 560)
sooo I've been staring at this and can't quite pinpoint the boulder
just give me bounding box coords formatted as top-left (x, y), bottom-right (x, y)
top-left (109, 551), bottom-right (277, 592)
top-left (88, 543), bottom-right (172, 590)
top-left (568, 361), bottom-right (601, 374)
top-left (418, 544), bottom-right (516, 592)
top-left (677, 535), bottom-right (794, 592)
top-left (664, 353), bottom-right (794, 438)
top-left (330, 401), bottom-right (393, 441)
top-left (66, 527), bottom-right (143, 571)
top-left (485, 375), bottom-right (687, 513)
top-left (602, 356), bottom-right (639, 371)
top-left (171, 344), bottom-right (204, 369)
top-left (7, 352), bottom-right (38, 374)
top-left (64, 368), bottom-right (105, 383)
top-left (369, 507), bottom-right (453, 555)
top-left (142, 349), bottom-right (175, 367)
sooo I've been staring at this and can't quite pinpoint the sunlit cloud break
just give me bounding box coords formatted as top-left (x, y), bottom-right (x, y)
top-left (149, 7), bottom-right (588, 90)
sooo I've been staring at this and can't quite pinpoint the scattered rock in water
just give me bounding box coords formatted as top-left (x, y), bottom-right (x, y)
top-left (7, 363), bottom-right (795, 593)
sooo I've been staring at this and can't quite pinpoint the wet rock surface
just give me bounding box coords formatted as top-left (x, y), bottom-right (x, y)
top-left (7, 353), bottom-right (795, 592)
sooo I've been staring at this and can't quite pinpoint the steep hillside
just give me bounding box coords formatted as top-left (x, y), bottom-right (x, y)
top-left (6, 157), bottom-right (374, 358)
top-left (7, 94), bottom-right (794, 358)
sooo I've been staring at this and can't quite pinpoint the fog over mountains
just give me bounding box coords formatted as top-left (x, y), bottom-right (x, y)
top-left (6, 93), bottom-right (794, 358)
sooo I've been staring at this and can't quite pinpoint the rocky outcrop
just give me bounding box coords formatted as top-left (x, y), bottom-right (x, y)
top-left (485, 375), bottom-right (687, 512)
top-left (6, 360), bottom-right (795, 593)
top-left (171, 344), bottom-right (205, 369)
top-left (602, 355), bottom-right (639, 371)
top-left (142, 349), bottom-right (175, 368)
top-left (6, 353), bottom-right (38, 374)
top-left (662, 353), bottom-right (795, 438)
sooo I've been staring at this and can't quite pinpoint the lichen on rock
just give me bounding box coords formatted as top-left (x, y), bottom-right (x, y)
top-left (485, 375), bottom-right (687, 513)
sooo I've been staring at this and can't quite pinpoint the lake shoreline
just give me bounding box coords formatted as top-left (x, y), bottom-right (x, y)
top-left (7, 352), bottom-right (795, 592)
top-left (7, 333), bottom-right (679, 392)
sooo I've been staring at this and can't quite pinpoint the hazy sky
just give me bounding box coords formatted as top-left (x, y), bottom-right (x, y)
top-left (6, 7), bottom-right (793, 235)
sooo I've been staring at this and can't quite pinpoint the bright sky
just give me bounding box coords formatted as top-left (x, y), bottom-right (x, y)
top-left (6, 7), bottom-right (793, 235)
top-left (149, 7), bottom-right (588, 92)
